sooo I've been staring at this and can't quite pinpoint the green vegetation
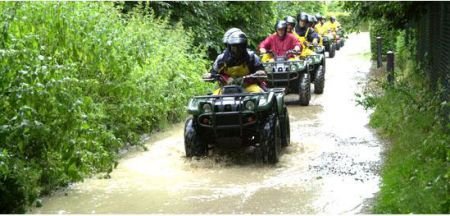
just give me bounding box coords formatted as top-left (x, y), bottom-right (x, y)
top-left (143, 1), bottom-right (328, 59)
top-left (349, 2), bottom-right (450, 211)
top-left (360, 33), bottom-right (449, 212)
top-left (0, 2), bottom-right (209, 213)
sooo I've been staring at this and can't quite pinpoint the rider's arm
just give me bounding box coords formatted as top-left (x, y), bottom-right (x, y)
top-left (258, 35), bottom-right (273, 53)
top-left (209, 54), bottom-right (223, 76)
top-left (288, 34), bottom-right (301, 52)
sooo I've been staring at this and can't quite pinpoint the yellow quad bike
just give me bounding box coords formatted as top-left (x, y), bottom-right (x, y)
top-left (184, 73), bottom-right (290, 164)
top-left (260, 50), bottom-right (312, 106)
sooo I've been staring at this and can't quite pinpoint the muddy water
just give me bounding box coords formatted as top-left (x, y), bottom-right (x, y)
top-left (31, 32), bottom-right (382, 214)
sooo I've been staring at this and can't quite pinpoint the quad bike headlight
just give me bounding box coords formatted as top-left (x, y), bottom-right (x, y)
top-left (202, 103), bottom-right (212, 113)
top-left (244, 100), bottom-right (255, 111)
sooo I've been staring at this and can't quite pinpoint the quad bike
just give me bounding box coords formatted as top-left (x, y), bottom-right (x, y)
top-left (301, 46), bottom-right (326, 94)
top-left (184, 73), bottom-right (290, 164)
top-left (336, 29), bottom-right (346, 48)
top-left (261, 50), bottom-right (311, 106)
top-left (322, 32), bottom-right (336, 58)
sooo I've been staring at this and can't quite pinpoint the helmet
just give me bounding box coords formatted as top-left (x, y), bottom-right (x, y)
top-left (297, 12), bottom-right (308, 22)
top-left (223, 27), bottom-right (242, 44)
top-left (311, 16), bottom-right (317, 25)
top-left (307, 14), bottom-right (315, 24)
top-left (227, 31), bottom-right (247, 58)
top-left (274, 20), bottom-right (287, 31)
top-left (227, 31), bottom-right (247, 45)
top-left (330, 16), bottom-right (336, 22)
top-left (315, 13), bottom-right (322, 21)
top-left (284, 16), bottom-right (296, 28)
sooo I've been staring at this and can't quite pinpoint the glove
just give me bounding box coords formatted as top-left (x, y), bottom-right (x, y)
top-left (294, 45), bottom-right (301, 52)
top-left (202, 73), bottom-right (211, 79)
top-left (260, 48), bottom-right (267, 54)
top-left (254, 70), bottom-right (266, 77)
top-left (226, 77), bottom-right (234, 85)
top-left (312, 39), bottom-right (318, 46)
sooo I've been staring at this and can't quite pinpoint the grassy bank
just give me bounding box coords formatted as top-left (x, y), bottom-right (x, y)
top-left (360, 32), bottom-right (449, 213)
top-left (0, 2), bottom-right (209, 213)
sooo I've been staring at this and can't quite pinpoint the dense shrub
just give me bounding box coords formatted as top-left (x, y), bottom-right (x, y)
top-left (369, 20), bottom-right (398, 60)
top-left (0, 2), bottom-right (209, 212)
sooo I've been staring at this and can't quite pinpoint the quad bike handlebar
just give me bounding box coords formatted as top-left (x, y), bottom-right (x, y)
top-left (202, 72), bottom-right (267, 83)
top-left (260, 49), bottom-right (301, 59)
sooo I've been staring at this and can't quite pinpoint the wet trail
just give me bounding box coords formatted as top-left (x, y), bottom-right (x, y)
top-left (32, 32), bottom-right (383, 214)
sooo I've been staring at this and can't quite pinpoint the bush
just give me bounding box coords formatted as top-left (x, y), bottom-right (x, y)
top-left (369, 20), bottom-right (398, 60)
top-left (0, 2), bottom-right (209, 212)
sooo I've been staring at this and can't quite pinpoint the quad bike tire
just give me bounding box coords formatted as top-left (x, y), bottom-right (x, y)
top-left (336, 41), bottom-right (341, 50)
top-left (340, 39), bottom-right (345, 47)
top-left (314, 65), bottom-right (325, 94)
top-left (281, 108), bottom-right (290, 147)
top-left (328, 44), bottom-right (336, 58)
top-left (262, 114), bottom-right (282, 164)
top-left (299, 73), bottom-right (311, 106)
top-left (184, 118), bottom-right (207, 157)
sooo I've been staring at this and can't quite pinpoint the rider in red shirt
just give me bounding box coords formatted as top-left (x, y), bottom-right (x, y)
top-left (259, 20), bottom-right (301, 62)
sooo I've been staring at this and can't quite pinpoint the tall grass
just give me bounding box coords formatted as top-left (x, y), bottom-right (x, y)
top-left (360, 30), bottom-right (449, 213)
top-left (0, 2), bottom-right (209, 213)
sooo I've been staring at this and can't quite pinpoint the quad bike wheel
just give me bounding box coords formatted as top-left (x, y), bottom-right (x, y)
top-left (184, 118), bottom-right (207, 157)
top-left (299, 73), bottom-right (311, 106)
top-left (328, 44), bottom-right (336, 58)
top-left (314, 57), bottom-right (325, 94)
top-left (262, 115), bottom-right (282, 164)
top-left (281, 108), bottom-right (290, 147)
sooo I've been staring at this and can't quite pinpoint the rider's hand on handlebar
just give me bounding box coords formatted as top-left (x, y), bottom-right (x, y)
top-left (202, 73), bottom-right (212, 79)
top-left (254, 70), bottom-right (266, 77)
top-left (260, 48), bottom-right (267, 54)
top-left (226, 77), bottom-right (234, 85)
top-left (294, 45), bottom-right (301, 52)
top-left (312, 39), bottom-right (318, 46)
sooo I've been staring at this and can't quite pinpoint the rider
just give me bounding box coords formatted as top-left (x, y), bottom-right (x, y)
top-left (294, 13), bottom-right (320, 57)
top-left (314, 13), bottom-right (327, 36)
top-left (259, 20), bottom-right (301, 62)
top-left (206, 30), bottom-right (267, 95)
top-left (284, 16), bottom-right (297, 35)
top-left (327, 16), bottom-right (341, 33)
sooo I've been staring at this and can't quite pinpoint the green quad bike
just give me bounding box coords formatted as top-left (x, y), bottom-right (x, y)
top-left (261, 50), bottom-right (311, 106)
top-left (303, 45), bottom-right (326, 95)
top-left (336, 29), bottom-right (346, 48)
top-left (184, 73), bottom-right (290, 164)
top-left (322, 32), bottom-right (337, 58)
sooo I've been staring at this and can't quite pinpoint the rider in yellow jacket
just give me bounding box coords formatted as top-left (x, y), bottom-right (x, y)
top-left (314, 14), bottom-right (327, 36)
top-left (294, 13), bottom-right (319, 57)
top-left (325, 16), bottom-right (341, 33)
top-left (206, 30), bottom-right (267, 94)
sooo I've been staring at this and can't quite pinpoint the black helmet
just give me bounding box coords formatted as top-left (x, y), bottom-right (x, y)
top-left (297, 12), bottom-right (308, 22)
top-left (310, 16), bottom-right (317, 24)
top-left (307, 14), bottom-right (315, 24)
top-left (227, 31), bottom-right (247, 58)
top-left (284, 16), bottom-right (296, 28)
top-left (274, 20), bottom-right (287, 32)
top-left (330, 16), bottom-right (336, 22)
top-left (223, 27), bottom-right (242, 44)
top-left (315, 13), bottom-right (322, 20)
top-left (227, 31), bottom-right (247, 45)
